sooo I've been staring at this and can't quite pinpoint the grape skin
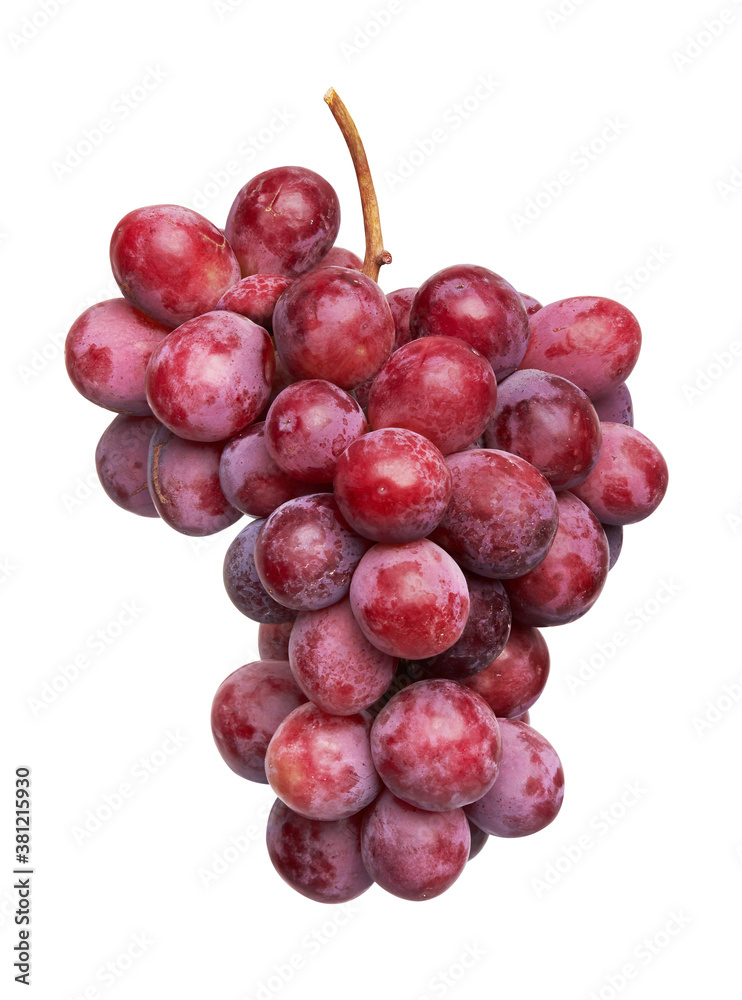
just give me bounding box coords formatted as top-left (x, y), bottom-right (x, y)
top-left (386, 287), bottom-right (417, 349)
top-left (258, 622), bottom-right (294, 661)
top-left (518, 292), bottom-right (542, 317)
top-left (316, 247), bottom-right (362, 270)
top-left (467, 818), bottom-right (489, 860)
top-left (95, 414), bottom-right (160, 518)
top-left (603, 523), bottom-right (624, 569)
top-left (215, 274), bottom-right (292, 333)
top-left (593, 382), bottom-right (634, 426)
top-left (223, 520), bottom-right (297, 625)
top-left (462, 621), bottom-right (550, 718)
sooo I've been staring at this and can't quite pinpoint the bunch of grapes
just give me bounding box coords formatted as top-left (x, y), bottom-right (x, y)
top-left (66, 91), bottom-right (668, 904)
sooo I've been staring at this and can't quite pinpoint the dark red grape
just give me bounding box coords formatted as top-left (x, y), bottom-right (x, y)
top-left (466, 719), bottom-right (564, 838)
top-left (350, 539), bottom-right (470, 659)
top-left (467, 818), bottom-right (489, 860)
top-left (266, 800), bottom-right (372, 903)
top-left (316, 246), bottom-right (362, 270)
top-left (145, 311), bottom-right (274, 442)
top-left (223, 520), bottom-right (297, 624)
top-left (215, 274), bottom-right (292, 333)
top-left (225, 166), bottom-right (340, 277)
top-left (361, 790), bottom-right (470, 901)
top-left (603, 523), bottom-right (624, 569)
top-left (386, 286), bottom-right (417, 349)
top-left (148, 426), bottom-right (241, 536)
top-left (255, 494), bottom-right (369, 611)
top-left (66, 299), bottom-right (171, 415)
top-left (518, 292), bottom-right (542, 316)
top-left (431, 449), bottom-right (559, 579)
top-left (484, 369), bottom-right (602, 491)
top-left (288, 597), bottom-right (396, 715)
top-left (265, 704), bottom-right (380, 820)
top-left (371, 679), bottom-right (501, 811)
top-left (211, 660), bottom-right (307, 783)
top-left (571, 422), bottom-right (668, 525)
top-left (264, 380), bottom-right (368, 484)
top-left (367, 337), bottom-right (497, 455)
top-left (519, 297), bottom-right (641, 400)
top-left (273, 266), bottom-right (395, 390)
top-left (410, 264), bottom-right (530, 379)
top-left (462, 622), bottom-right (550, 718)
top-left (258, 622), bottom-right (294, 661)
top-left (95, 414), bottom-right (160, 517)
top-left (110, 205), bottom-right (241, 327)
top-left (505, 491), bottom-right (609, 627)
top-left (333, 428), bottom-right (452, 543)
top-left (592, 382), bottom-right (634, 426)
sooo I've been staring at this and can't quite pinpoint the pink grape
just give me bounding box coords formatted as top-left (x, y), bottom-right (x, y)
top-left (386, 286), bottom-right (417, 349)
top-left (467, 819), bottom-right (489, 860)
top-left (518, 292), bottom-right (542, 316)
top-left (211, 660), bottom-right (307, 783)
top-left (462, 622), bottom-right (550, 718)
top-left (95, 414), bottom-right (160, 517)
top-left (215, 274), bottom-right (292, 333)
top-left (593, 382), bottom-right (634, 426)
top-left (258, 622), bottom-right (294, 661)
top-left (350, 539), bottom-right (470, 659)
top-left (223, 520), bottom-right (298, 625)
top-left (265, 704), bottom-right (380, 820)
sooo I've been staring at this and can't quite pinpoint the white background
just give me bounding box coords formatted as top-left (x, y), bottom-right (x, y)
top-left (3, 0), bottom-right (741, 998)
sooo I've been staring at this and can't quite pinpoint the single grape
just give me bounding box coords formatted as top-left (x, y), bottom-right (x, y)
top-left (410, 264), bottom-right (530, 379)
top-left (415, 573), bottom-right (511, 680)
top-left (603, 523), bottom-right (624, 569)
top-left (361, 789), bottom-right (470, 901)
top-left (225, 166), bottom-right (340, 277)
top-left (65, 299), bottom-right (172, 415)
top-left (255, 494), bottom-right (369, 611)
top-left (264, 380), bottom-right (368, 484)
top-left (95, 414), bottom-right (160, 517)
top-left (431, 449), bottom-right (559, 579)
top-left (110, 205), bottom-right (241, 327)
top-left (223, 519), bottom-right (298, 624)
top-left (519, 297), bottom-right (641, 400)
top-left (386, 286), bottom-right (417, 349)
top-left (333, 428), bottom-right (452, 543)
top-left (518, 292), bottom-right (542, 316)
top-left (148, 426), bottom-right (241, 536)
top-left (215, 274), bottom-right (292, 333)
top-left (288, 597), bottom-right (396, 715)
top-left (571, 422), bottom-right (668, 525)
top-left (367, 336), bottom-right (497, 455)
top-left (145, 311), bottom-right (274, 442)
top-left (485, 369), bottom-right (602, 491)
top-left (466, 719), bottom-right (564, 838)
top-left (273, 266), bottom-right (395, 390)
top-left (265, 353), bottom-right (297, 409)
top-left (462, 622), bottom-right (550, 718)
top-left (505, 491), bottom-right (609, 627)
top-left (316, 247), bottom-right (362, 270)
top-left (467, 819), bottom-right (489, 860)
top-left (515, 710), bottom-right (531, 724)
top-left (370, 679), bottom-right (501, 811)
top-left (266, 800), bottom-right (372, 903)
top-left (258, 622), bottom-right (294, 661)
top-left (350, 539), bottom-right (470, 659)
top-left (592, 382), bottom-right (634, 426)
top-left (211, 660), bottom-right (307, 783)
top-left (265, 704), bottom-right (380, 820)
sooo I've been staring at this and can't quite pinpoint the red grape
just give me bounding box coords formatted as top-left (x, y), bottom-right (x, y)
top-left (215, 273), bottom-right (292, 333)
top-left (258, 622), bottom-right (294, 661)
top-left (593, 382), bottom-right (634, 426)
top-left (518, 292), bottom-right (542, 316)
top-left (223, 520), bottom-right (298, 624)
top-left (95, 415), bottom-right (160, 518)
top-left (462, 621), bottom-right (550, 718)
top-left (316, 246), bottom-right (362, 270)
top-left (603, 523), bottom-right (624, 569)
top-left (386, 286), bottom-right (417, 349)
top-left (467, 819), bottom-right (489, 860)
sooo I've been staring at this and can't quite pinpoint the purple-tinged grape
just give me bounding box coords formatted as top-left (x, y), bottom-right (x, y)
top-left (265, 380), bottom-right (368, 484)
top-left (264, 354), bottom-right (297, 410)
top-left (225, 166), bottom-right (340, 277)
top-left (273, 266), bottom-right (395, 390)
top-left (361, 790), bottom-right (470, 901)
top-left (467, 819), bottom-right (488, 860)
top-left (592, 382), bottom-right (634, 426)
top-left (519, 297), bottom-right (641, 400)
top-left (350, 539), bottom-right (469, 659)
top-left (95, 414), bottom-right (160, 517)
top-left (145, 311), bottom-right (274, 442)
top-left (518, 292), bottom-right (542, 316)
top-left (371, 679), bottom-right (501, 811)
top-left (603, 523), bottom-right (624, 570)
top-left (334, 428), bottom-right (452, 543)
top-left (211, 660), bottom-right (307, 783)
top-left (266, 800), bottom-right (372, 903)
top-left (65, 299), bottom-right (172, 415)
top-left (258, 622), bottom-right (294, 661)
top-left (289, 598), bottom-right (396, 715)
top-left (462, 622), bottom-right (550, 718)
top-left (255, 494), bottom-right (369, 611)
top-left (224, 520), bottom-right (297, 625)
top-left (410, 264), bottom-right (530, 379)
top-left (215, 274), bottom-right (292, 333)
top-left (386, 287), bottom-right (417, 349)
top-left (265, 704), bottom-right (380, 820)
top-left (466, 719), bottom-right (564, 838)
top-left (110, 205), bottom-right (241, 327)
top-left (515, 710), bottom-right (531, 724)
top-left (431, 450), bottom-right (559, 579)
top-left (484, 370), bottom-right (602, 491)
top-left (416, 573), bottom-right (511, 680)
top-left (316, 247), bottom-right (363, 270)
top-left (571, 422), bottom-right (668, 526)
top-left (148, 426), bottom-right (241, 536)
top-left (505, 492), bottom-right (609, 627)
top-left (368, 337), bottom-right (498, 455)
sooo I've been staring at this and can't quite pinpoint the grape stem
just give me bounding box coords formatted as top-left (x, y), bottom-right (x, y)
top-left (324, 88), bottom-right (392, 283)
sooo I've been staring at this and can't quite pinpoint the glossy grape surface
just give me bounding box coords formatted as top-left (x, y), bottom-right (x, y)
top-left (386, 287), bottom-right (417, 349)
top-left (95, 414), bottom-right (160, 517)
top-left (224, 520), bottom-right (298, 624)
top-left (462, 622), bottom-right (550, 718)
top-left (258, 622), bottom-right (294, 661)
top-left (603, 523), bottom-right (624, 569)
top-left (593, 382), bottom-right (634, 426)
top-left (317, 247), bottom-right (362, 270)
top-left (467, 819), bottom-right (489, 860)
top-left (215, 274), bottom-right (292, 333)
top-left (518, 292), bottom-right (543, 316)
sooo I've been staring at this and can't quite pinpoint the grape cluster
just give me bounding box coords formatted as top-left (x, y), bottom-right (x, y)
top-left (66, 124), bottom-right (668, 905)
